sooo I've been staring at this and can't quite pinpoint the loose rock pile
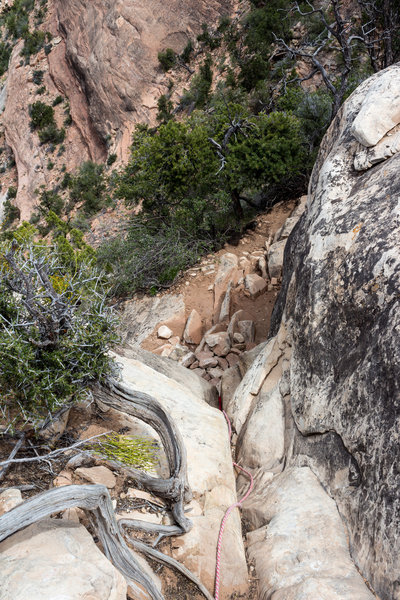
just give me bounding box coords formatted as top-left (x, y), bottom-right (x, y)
top-left (152, 198), bottom-right (306, 390)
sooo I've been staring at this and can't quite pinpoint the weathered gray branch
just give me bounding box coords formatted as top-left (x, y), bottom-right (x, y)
top-left (0, 484), bottom-right (164, 600)
top-left (95, 379), bottom-right (192, 534)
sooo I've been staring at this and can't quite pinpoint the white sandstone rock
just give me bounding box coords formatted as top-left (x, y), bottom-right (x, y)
top-left (0, 518), bottom-right (127, 600)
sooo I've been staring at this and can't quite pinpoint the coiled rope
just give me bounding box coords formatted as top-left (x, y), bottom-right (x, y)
top-left (214, 408), bottom-right (254, 600)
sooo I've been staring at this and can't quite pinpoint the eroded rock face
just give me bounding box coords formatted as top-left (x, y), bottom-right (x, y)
top-left (55, 0), bottom-right (233, 161)
top-left (270, 65), bottom-right (400, 599)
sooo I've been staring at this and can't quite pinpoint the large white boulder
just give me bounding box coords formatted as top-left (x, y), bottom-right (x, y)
top-left (0, 518), bottom-right (127, 600)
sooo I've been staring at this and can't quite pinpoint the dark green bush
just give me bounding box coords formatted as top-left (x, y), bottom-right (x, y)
top-left (107, 153), bottom-right (117, 166)
top-left (1, 199), bottom-right (20, 229)
top-left (0, 232), bottom-right (118, 429)
top-left (7, 186), bottom-right (17, 199)
top-left (37, 188), bottom-right (64, 215)
top-left (38, 124), bottom-right (65, 145)
top-left (181, 39), bottom-right (193, 63)
top-left (68, 161), bottom-right (106, 215)
top-left (21, 29), bottom-right (46, 58)
top-left (52, 95), bottom-right (63, 106)
top-left (97, 222), bottom-right (215, 295)
top-left (157, 94), bottom-right (174, 123)
top-left (158, 48), bottom-right (176, 72)
top-left (29, 101), bottom-right (54, 129)
top-left (0, 42), bottom-right (12, 76)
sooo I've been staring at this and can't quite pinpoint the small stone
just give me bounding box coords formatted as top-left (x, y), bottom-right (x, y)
top-left (157, 325), bottom-right (173, 339)
top-left (199, 357), bottom-right (219, 369)
top-left (153, 343), bottom-right (172, 356)
top-left (226, 352), bottom-right (240, 367)
top-left (204, 332), bottom-right (231, 357)
top-left (244, 273), bottom-right (267, 298)
top-left (169, 343), bottom-right (189, 361)
top-left (208, 367), bottom-right (224, 379)
top-left (195, 349), bottom-right (214, 361)
top-left (271, 277), bottom-right (278, 286)
top-left (208, 285), bottom-right (213, 291)
top-left (209, 377), bottom-right (221, 388)
top-left (75, 466), bottom-right (117, 489)
top-left (203, 373), bottom-right (212, 381)
top-left (181, 352), bottom-right (196, 368)
top-left (233, 332), bottom-right (245, 344)
top-left (185, 281), bottom-right (190, 286)
top-left (0, 488), bottom-right (22, 516)
top-left (169, 336), bottom-right (180, 346)
top-left (192, 368), bottom-right (206, 377)
top-left (53, 470), bottom-right (73, 488)
top-left (183, 309), bottom-right (203, 345)
top-left (229, 347), bottom-right (242, 355)
top-left (217, 357), bottom-right (229, 370)
top-left (234, 342), bottom-right (246, 351)
top-left (189, 360), bottom-right (200, 369)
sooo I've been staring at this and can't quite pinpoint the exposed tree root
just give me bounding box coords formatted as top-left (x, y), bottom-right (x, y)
top-left (0, 380), bottom-right (204, 599)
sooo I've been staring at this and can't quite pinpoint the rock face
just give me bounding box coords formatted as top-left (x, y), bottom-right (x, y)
top-left (228, 65), bottom-right (400, 600)
top-left (0, 518), bottom-right (127, 600)
top-left (272, 65), bottom-right (400, 600)
top-left (55, 0), bottom-right (233, 161)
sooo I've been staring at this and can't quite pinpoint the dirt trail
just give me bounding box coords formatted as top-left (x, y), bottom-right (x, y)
top-left (142, 199), bottom-right (296, 352)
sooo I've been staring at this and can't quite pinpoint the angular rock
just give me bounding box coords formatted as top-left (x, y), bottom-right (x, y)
top-left (189, 360), bottom-right (200, 369)
top-left (350, 67), bottom-right (400, 146)
top-left (258, 255), bottom-right (268, 279)
top-left (183, 309), bottom-right (203, 345)
top-left (226, 353), bottom-right (240, 367)
top-left (208, 367), bottom-right (224, 379)
top-left (244, 273), bottom-right (267, 298)
top-left (75, 466), bottom-right (116, 489)
top-left (217, 357), bottom-right (229, 370)
top-left (267, 239), bottom-right (286, 279)
top-left (204, 332), bottom-right (231, 357)
top-left (233, 332), bottom-right (245, 344)
top-left (157, 324), bottom-right (173, 339)
top-left (0, 488), bottom-right (22, 517)
top-left (0, 518), bottom-right (127, 599)
top-left (247, 468), bottom-right (375, 600)
top-left (218, 281), bottom-right (232, 323)
top-left (213, 253), bottom-right (238, 320)
top-left (180, 352), bottom-right (196, 368)
top-left (168, 343), bottom-right (189, 361)
top-left (199, 357), bottom-right (219, 369)
top-left (238, 320), bottom-right (255, 344)
top-left (119, 294), bottom-right (185, 346)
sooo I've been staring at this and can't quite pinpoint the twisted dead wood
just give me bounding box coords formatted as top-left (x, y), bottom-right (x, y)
top-left (0, 381), bottom-right (208, 598)
top-left (0, 483), bottom-right (163, 600)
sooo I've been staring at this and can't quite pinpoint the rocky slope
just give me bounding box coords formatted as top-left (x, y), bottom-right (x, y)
top-left (0, 0), bottom-right (233, 220)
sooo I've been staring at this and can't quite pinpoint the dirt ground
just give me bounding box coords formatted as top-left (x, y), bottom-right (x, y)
top-left (142, 199), bottom-right (296, 352)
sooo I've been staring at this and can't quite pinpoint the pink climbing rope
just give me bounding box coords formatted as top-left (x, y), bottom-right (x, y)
top-left (214, 410), bottom-right (254, 600)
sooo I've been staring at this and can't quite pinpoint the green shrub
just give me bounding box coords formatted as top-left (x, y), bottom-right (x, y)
top-left (29, 101), bottom-right (55, 129)
top-left (36, 188), bottom-right (64, 215)
top-left (68, 161), bottom-right (106, 215)
top-left (0, 233), bottom-right (118, 430)
top-left (0, 42), bottom-right (12, 76)
top-left (181, 39), bottom-right (193, 63)
top-left (1, 199), bottom-right (20, 230)
top-left (36, 85), bottom-right (46, 95)
top-left (107, 153), bottom-right (117, 166)
top-left (21, 29), bottom-right (46, 58)
top-left (97, 221), bottom-right (215, 295)
top-left (32, 69), bottom-right (44, 85)
top-left (157, 94), bottom-right (174, 123)
top-left (38, 124), bottom-right (65, 144)
top-left (197, 23), bottom-right (221, 49)
top-left (158, 48), bottom-right (176, 72)
top-left (7, 186), bottom-right (17, 199)
top-left (52, 95), bottom-right (63, 106)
